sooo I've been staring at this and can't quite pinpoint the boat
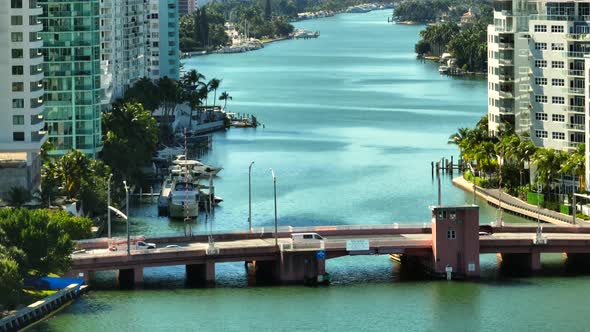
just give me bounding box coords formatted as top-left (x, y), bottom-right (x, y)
top-left (439, 65), bottom-right (450, 74)
top-left (172, 155), bottom-right (223, 176)
top-left (168, 179), bottom-right (199, 219)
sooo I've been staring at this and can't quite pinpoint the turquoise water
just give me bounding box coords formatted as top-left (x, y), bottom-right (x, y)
top-left (34, 10), bottom-right (590, 331)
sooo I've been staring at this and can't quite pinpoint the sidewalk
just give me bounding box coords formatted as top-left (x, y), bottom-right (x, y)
top-left (453, 176), bottom-right (584, 226)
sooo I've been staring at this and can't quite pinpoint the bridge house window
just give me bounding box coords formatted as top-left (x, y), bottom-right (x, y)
top-left (447, 229), bottom-right (456, 240)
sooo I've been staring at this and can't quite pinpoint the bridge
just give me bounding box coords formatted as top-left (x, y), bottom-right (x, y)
top-left (68, 206), bottom-right (590, 287)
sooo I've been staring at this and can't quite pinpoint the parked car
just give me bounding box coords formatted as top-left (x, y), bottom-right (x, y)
top-left (137, 241), bottom-right (156, 249)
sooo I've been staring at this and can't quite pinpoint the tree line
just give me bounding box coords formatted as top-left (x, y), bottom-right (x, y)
top-left (449, 118), bottom-right (585, 212)
top-left (0, 209), bottom-right (92, 307)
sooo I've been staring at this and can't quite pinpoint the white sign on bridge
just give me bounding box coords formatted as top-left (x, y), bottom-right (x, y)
top-left (346, 239), bottom-right (370, 251)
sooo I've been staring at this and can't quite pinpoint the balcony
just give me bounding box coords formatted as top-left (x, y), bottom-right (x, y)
top-left (568, 87), bottom-right (585, 95)
top-left (30, 114), bottom-right (44, 126)
top-left (568, 69), bottom-right (584, 77)
top-left (565, 51), bottom-right (590, 58)
top-left (498, 43), bottom-right (514, 50)
top-left (31, 131), bottom-right (47, 142)
top-left (498, 75), bottom-right (514, 82)
top-left (499, 91), bottom-right (514, 98)
top-left (499, 107), bottom-right (514, 114)
top-left (567, 123), bottom-right (585, 131)
top-left (564, 105), bottom-right (585, 113)
top-left (566, 33), bottom-right (590, 41)
top-left (498, 58), bottom-right (514, 66)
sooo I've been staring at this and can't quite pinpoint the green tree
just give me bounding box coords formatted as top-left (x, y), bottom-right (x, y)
top-left (208, 78), bottom-right (222, 109)
top-left (533, 148), bottom-right (568, 193)
top-left (561, 143), bottom-right (586, 191)
top-left (0, 253), bottom-right (22, 307)
top-left (448, 127), bottom-right (470, 157)
top-left (102, 102), bottom-right (158, 186)
top-left (265, 0), bottom-right (272, 20)
top-left (5, 187), bottom-right (30, 208)
top-left (219, 91), bottom-right (232, 110)
top-left (415, 39), bottom-right (431, 56)
top-left (123, 77), bottom-right (160, 114)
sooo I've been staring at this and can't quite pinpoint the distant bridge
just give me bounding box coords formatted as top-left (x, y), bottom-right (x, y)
top-left (70, 206), bottom-right (590, 286)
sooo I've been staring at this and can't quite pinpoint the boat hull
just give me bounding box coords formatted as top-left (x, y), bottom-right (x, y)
top-left (168, 202), bottom-right (199, 218)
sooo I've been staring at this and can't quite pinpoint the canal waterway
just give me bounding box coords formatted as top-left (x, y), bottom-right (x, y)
top-left (34, 10), bottom-right (590, 331)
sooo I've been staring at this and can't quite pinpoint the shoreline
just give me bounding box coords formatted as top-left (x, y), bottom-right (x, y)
top-left (452, 176), bottom-right (576, 226)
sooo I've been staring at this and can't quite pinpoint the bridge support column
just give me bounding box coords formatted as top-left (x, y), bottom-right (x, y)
top-left (65, 270), bottom-right (92, 285)
top-left (186, 262), bottom-right (215, 287)
top-left (118, 267), bottom-right (143, 288)
top-left (279, 252), bottom-right (326, 285)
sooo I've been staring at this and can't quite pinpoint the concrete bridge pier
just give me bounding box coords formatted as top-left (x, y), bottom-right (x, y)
top-left (186, 262), bottom-right (215, 287)
top-left (253, 260), bottom-right (279, 284)
top-left (64, 270), bottom-right (93, 284)
top-left (118, 267), bottom-right (143, 288)
top-left (279, 252), bottom-right (325, 285)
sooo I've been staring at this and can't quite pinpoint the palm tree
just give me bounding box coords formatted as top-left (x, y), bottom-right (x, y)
top-left (514, 138), bottom-right (537, 187)
top-left (219, 91), bottom-right (232, 110)
top-left (448, 127), bottom-right (470, 154)
top-left (208, 78), bottom-right (222, 109)
top-left (182, 69), bottom-right (206, 91)
top-left (533, 148), bottom-right (568, 193)
top-left (561, 143), bottom-right (586, 191)
top-left (185, 90), bottom-right (202, 129)
top-left (5, 187), bottom-right (30, 207)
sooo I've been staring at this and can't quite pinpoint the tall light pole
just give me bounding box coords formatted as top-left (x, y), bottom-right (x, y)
top-left (270, 168), bottom-right (278, 247)
top-left (248, 161), bottom-right (255, 232)
top-left (107, 173), bottom-right (113, 238)
top-left (123, 181), bottom-right (130, 256)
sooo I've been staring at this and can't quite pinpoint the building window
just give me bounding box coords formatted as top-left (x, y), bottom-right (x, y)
top-left (551, 43), bottom-right (564, 50)
top-left (552, 79), bottom-right (565, 86)
top-left (552, 114), bottom-right (565, 122)
top-left (552, 132), bottom-right (565, 140)
top-left (535, 60), bottom-right (547, 68)
top-left (11, 16), bottom-right (23, 25)
top-left (447, 229), bottom-right (456, 240)
top-left (12, 132), bottom-right (24, 141)
top-left (552, 96), bottom-right (565, 104)
top-left (12, 115), bottom-right (24, 125)
top-left (12, 82), bottom-right (24, 92)
top-left (535, 113), bottom-right (548, 121)
top-left (551, 25), bottom-right (564, 33)
top-left (11, 49), bottom-right (23, 59)
top-left (535, 42), bottom-right (547, 50)
top-left (534, 25), bottom-right (547, 32)
top-left (12, 99), bottom-right (24, 108)
top-left (536, 130), bottom-right (548, 138)
top-left (535, 95), bottom-right (547, 103)
top-left (11, 66), bottom-right (23, 75)
top-left (11, 32), bottom-right (23, 42)
top-left (552, 61), bottom-right (564, 68)
top-left (535, 77), bottom-right (547, 85)
top-left (11, 0), bottom-right (22, 8)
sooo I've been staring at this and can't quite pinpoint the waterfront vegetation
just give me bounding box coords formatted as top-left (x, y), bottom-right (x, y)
top-left (180, 4), bottom-right (229, 51)
top-left (450, 118), bottom-right (586, 213)
top-left (396, 0), bottom-right (492, 23)
top-left (0, 209), bottom-right (92, 308)
top-left (415, 19), bottom-right (489, 72)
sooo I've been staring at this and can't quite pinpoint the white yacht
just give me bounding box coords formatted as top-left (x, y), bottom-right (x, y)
top-left (172, 155), bottom-right (223, 176)
top-left (168, 180), bottom-right (199, 219)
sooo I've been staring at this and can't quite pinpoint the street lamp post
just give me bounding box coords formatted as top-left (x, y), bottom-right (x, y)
top-left (270, 168), bottom-right (278, 247)
top-left (248, 161), bottom-right (255, 232)
top-left (107, 173), bottom-right (113, 238)
top-left (123, 181), bottom-right (130, 256)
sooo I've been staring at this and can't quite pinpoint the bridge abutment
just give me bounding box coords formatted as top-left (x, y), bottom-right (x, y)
top-left (186, 262), bottom-right (215, 287)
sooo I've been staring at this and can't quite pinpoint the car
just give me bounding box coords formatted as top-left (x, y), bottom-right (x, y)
top-left (72, 249), bottom-right (86, 255)
top-left (291, 232), bottom-right (324, 242)
top-left (137, 241), bottom-right (156, 249)
top-left (165, 245), bottom-right (180, 248)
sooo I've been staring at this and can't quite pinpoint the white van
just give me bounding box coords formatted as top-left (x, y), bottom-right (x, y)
top-left (291, 233), bottom-right (324, 245)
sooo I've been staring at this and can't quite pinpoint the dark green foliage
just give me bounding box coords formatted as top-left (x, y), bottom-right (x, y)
top-left (415, 39), bottom-right (431, 56)
top-left (180, 5), bottom-right (229, 51)
top-left (5, 187), bottom-right (31, 208)
top-left (102, 102), bottom-right (159, 186)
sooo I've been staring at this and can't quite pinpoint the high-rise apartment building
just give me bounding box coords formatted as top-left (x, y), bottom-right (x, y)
top-left (0, 0), bottom-right (46, 196)
top-left (487, 0), bottom-right (590, 183)
top-left (101, 0), bottom-right (147, 100)
top-left (178, 0), bottom-right (197, 16)
top-left (147, 0), bottom-right (180, 80)
top-left (38, 0), bottom-right (103, 157)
